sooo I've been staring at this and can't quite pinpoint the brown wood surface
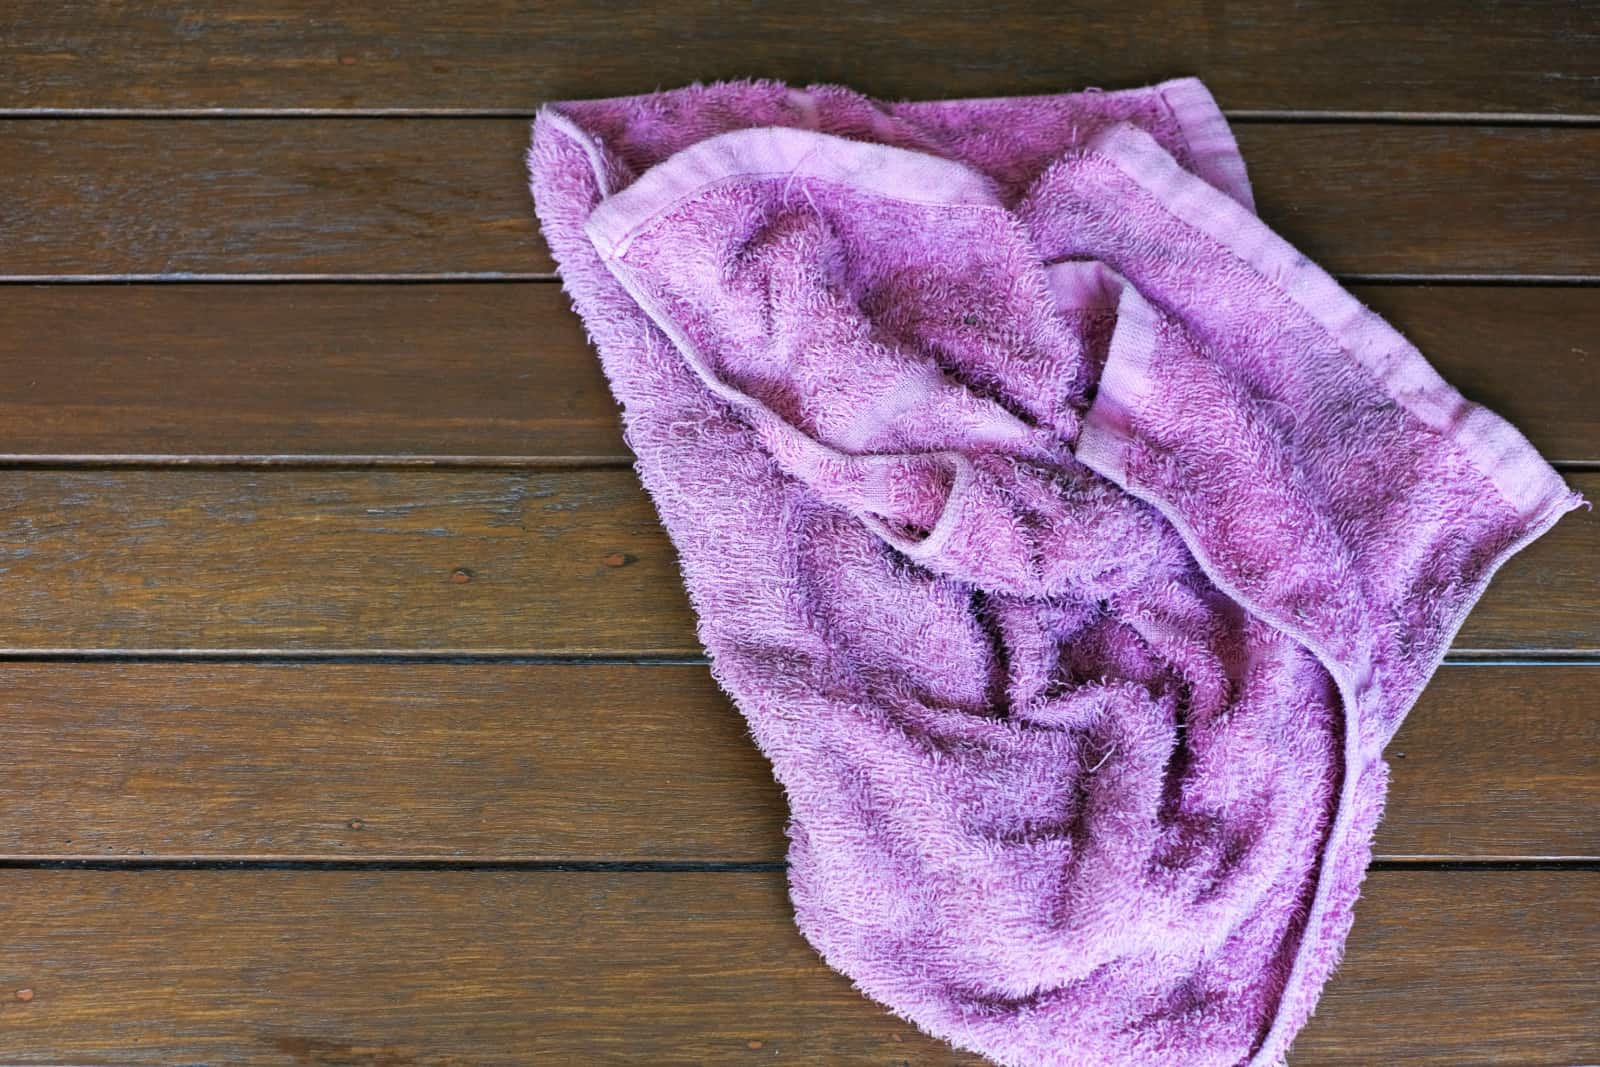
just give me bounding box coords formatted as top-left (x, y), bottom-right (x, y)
top-left (1380, 667), bottom-right (1600, 860)
top-left (4, 4), bottom-right (1596, 1062)
top-left (0, 284), bottom-right (627, 463)
top-left (1, 1), bottom-right (1595, 115)
top-left (0, 283), bottom-right (1595, 465)
top-left (1291, 870), bottom-right (1598, 1066)
top-left (0, 469), bottom-right (699, 654)
top-left (4, 121), bottom-right (1598, 278)
top-left (0, 662), bottom-right (1589, 863)
top-left (0, 469), bottom-right (1589, 655)
top-left (0, 869), bottom-right (1588, 1066)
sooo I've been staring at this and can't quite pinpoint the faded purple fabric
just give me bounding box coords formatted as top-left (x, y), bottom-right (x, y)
top-left (524, 77), bottom-right (1584, 1066)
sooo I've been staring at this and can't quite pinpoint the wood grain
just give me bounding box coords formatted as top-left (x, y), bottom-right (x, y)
top-left (1291, 870), bottom-right (1598, 1066)
top-left (1, 1), bottom-right (1595, 115)
top-left (3, 5), bottom-right (1593, 1066)
top-left (0, 662), bottom-right (1589, 862)
top-left (1379, 666), bottom-right (1600, 860)
top-left (0, 469), bottom-right (699, 654)
top-left (0, 662), bottom-right (783, 862)
top-left (4, 121), bottom-right (1597, 277)
top-left (0, 283), bottom-right (1594, 465)
top-left (0, 469), bottom-right (1589, 655)
top-left (1230, 124), bottom-right (1600, 278)
top-left (0, 284), bottom-right (625, 463)
top-left (0, 868), bottom-right (1589, 1065)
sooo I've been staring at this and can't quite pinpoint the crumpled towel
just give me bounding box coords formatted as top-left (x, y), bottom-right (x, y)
top-left (524, 76), bottom-right (1585, 1067)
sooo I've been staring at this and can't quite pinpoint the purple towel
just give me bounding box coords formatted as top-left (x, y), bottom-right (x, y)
top-left (525, 76), bottom-right (1585, 1066)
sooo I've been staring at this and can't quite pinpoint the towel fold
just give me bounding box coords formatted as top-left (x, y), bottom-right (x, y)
top-left (525, 76), bottom-right (1585, 1067)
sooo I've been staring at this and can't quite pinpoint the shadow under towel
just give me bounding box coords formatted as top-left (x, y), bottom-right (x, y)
top-left (524, 76), bottom-right (1586, 1067)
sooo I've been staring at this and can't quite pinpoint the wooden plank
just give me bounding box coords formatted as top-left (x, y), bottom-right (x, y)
top-left (1, 1), bottom-right (1595, 115)
top-left (1454, 471), bottom-right (1598, 655)
top-left (1233, 124), bottom-right (1600, 278)
top-left (0, 662), bottom-right (784, 862)
top-left (0, 469), bottom-right (1590, 655)
top-left (3, 121), bottom-right (1597, 278)
top-left (1, 119), bottom-right (540, 278)
top-left (0, 663), bottom-right (1590, 863)
top-left (0, 469), bottom-right (699, 655)
top-left (0, 284), bottom-right (624, 463)
top-left (1295, 870), bottom-right (1598, 1066)
top-left (1379, 667), bottom-right (1600, 860)
top-left (0, 868), bottom-right (1589, 1065)
top-left (0, 283), bottom-right (1595, 465)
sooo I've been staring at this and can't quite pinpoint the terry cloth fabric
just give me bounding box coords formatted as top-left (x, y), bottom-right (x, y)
top-left (524, 76), bottom-right (1586, 1067)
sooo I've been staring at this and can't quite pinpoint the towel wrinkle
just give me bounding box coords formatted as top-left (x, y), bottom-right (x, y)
top-left (526, 76), bottom-right (1585, 1067)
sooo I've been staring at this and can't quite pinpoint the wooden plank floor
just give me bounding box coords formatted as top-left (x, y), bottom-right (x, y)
top-left (0, 3), bottom-right (1595, 1064)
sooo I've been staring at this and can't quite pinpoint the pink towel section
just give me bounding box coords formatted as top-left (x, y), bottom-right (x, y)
top-left (526, 76), bottom-right (1585, 1067)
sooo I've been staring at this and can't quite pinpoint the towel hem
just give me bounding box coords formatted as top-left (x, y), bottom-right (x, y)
top-left (1070, 275), bottom-right (1164, 485)
top-left (1154, 76), bottom-right (1258, 213)
top-left (1066, 119), bottom-right (1583, 1067)
top-left (1073, 119), bottom-right (1578, 528)
top-left (583, 125), bottom-right (1005, 258)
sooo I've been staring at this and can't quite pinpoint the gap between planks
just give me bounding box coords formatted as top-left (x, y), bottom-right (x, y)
top-left (0, 650), bottom-right (1589, 666)
top-left (0, 110), bottom-right (1596, 125)
top-left (0, 858), bottom-right (1588, 871)
top-left (3, 273), bottom-right (1600, 284)
top-left (0, 457), bottom-right (1588, 472)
